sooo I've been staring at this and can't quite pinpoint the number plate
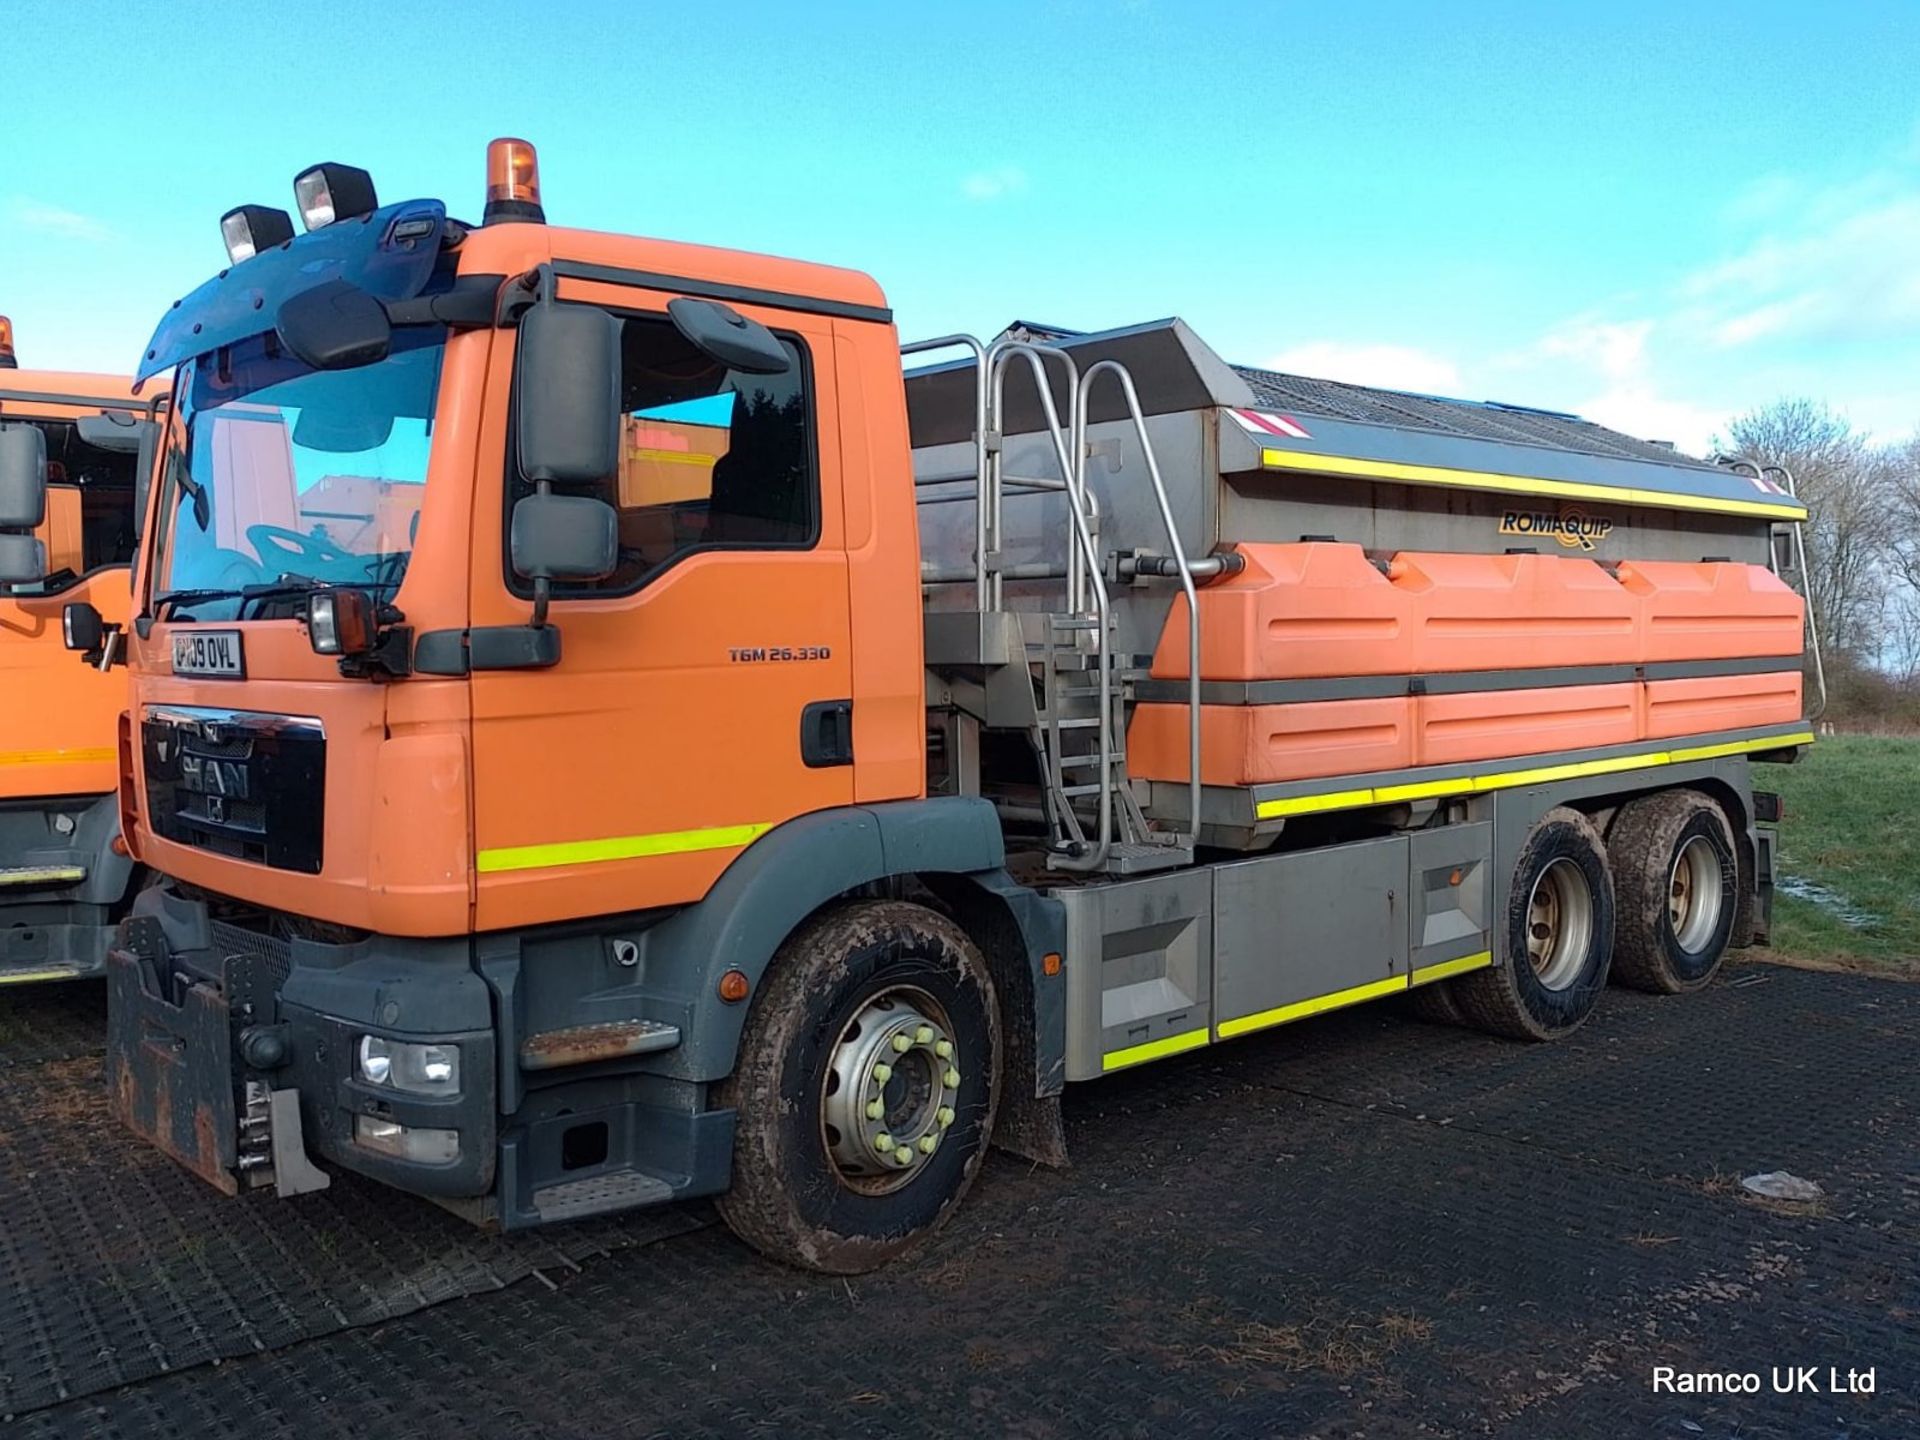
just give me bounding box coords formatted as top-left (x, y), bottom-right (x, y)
top-left (171, 630), bottom-right (246, 678)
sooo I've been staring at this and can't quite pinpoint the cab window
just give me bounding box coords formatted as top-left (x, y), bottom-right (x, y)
top-left (509, 310), bottom-right (816, 596)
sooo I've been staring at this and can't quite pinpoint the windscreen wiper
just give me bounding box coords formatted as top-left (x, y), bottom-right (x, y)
top-left (154, 580), bottom-right (326, 620)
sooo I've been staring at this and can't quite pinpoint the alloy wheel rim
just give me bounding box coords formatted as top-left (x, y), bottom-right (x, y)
top-left (1527, 857), bottom-right (1595, 991)
top-left (820, 986), bottom-right (961, 1194)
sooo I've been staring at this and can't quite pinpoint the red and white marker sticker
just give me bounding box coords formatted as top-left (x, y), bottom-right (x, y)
top-left (1228, 408), bottom-right (1312, 440)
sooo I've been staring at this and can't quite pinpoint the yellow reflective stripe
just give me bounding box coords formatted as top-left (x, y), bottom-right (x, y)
top-left (1670, 731), bottom-right (1814, 763)
top-left (0, 968), bottom-right (82, 985)
top-left (1101, 1025), bottom-right (1209, 1073)
top-left (630, 448), bottom-right (715, 467)
top-left (0, 867), bottom-right (86, 887)
top-left (1259, 787), bottom-right (1376, 818)
top-left (477, 821), bottom-right (772, 875)
top-left (1410, 950), bottom-right (1493, 986)
top-left (0, 747), bottom-right (116, 767)
top-left (1218, 973), bottom-right (1409, 1038)
top-left (1257, 447), bottom-right (1809, 523)
top-left (1256, 732), bottom-right (1812, 822)
top-left (1473, 751), bottom-right (1670, 791)
top-left (1372, 776), bottom-right (1474, 804)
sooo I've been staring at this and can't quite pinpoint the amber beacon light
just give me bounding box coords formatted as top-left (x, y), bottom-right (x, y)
top-left (0, 315), bottom-right (15, 369)
top-left (484, 137), bottom-right (545, 224)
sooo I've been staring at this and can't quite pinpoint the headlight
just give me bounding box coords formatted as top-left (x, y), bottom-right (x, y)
top-left (354, 1115), bottom-right (460, 1164)
top-left (357, 1035), bottom-right (461, 1095)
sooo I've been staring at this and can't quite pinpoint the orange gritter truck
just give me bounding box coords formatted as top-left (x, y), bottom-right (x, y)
top-left (59, 142), bottom-right (1813, 1271)
top-left (0, 317), bottom-right (156, 984)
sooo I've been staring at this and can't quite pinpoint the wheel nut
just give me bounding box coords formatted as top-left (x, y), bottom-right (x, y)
top-left (937, 1107), bottom-right (955, 1128)
top-left (934, 1040), bottom-right (953, 1059)
top-left (866, 1099), bottom-right (884, 1120)
top-left (918, 1135), bottom-right (938, 1154)
top-left (874, 1132), bottom-right (893, 1152)
top-left (894, 1146), bottom-right (913, 1165)
top-left (892, 1034), bottom-right (913, 1053)
top-left (915, 1025), bottom-right (933, 1044)
top-left (944, 1068), bottom-right (960, 1087)
top-left (872, 1063), bottom-right (892, 1084)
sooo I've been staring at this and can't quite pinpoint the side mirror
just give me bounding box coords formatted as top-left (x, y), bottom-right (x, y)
top-left (514, 300), bottom-right (621, 485)
top-left (0, 424), bottom-right (48, 527)
top-left (510, 492), bottom-right (618, 583)
top-left (0, 425), bottom-right (48, 586)
top-left (0, 534), bottom-right (46, 586)
top-left (63, 601), bottom-right (104, 652)
top-left (667, 297), bottom-right (791, 375)
top-left (276, 278), bottom-right (392, 371)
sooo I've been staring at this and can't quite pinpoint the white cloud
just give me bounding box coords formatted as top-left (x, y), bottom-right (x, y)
top-left (1262, 341), bottom-right (1461, 396)
top-left (1537, 318), bottom-right (1651, 382)
top-left (1569, 388), bottom-right (1727, 457)
top-left (960, 167), bottom-right (1028, 202)
top-left (1684, 188), bottom-right (1920, 348)
top-left (6, 198), bottom-right (115, 243)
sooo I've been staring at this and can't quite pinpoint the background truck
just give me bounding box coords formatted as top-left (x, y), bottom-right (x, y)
top-left (0, 317), bottom-right (154, 984)
top-left (77, 142), bottom-right (1811, 1272)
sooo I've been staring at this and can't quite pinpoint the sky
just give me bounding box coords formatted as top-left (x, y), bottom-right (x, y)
top-left (4, 0), bottom-right (1917, 457)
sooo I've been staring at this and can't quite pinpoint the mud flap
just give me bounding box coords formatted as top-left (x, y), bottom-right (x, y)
top-left (106, 947), bottom-right (241, 1195)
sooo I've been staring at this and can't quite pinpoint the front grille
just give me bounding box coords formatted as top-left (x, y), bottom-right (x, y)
top-left (210, 919), bottom-right (292, 990)
top-left (143, 708), bottom-right (326, 874)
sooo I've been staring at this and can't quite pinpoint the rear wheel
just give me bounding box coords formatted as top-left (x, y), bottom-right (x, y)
top-left (1607, 790), bottom-right (1737, 994)
top-left (715, 900), bottom-right (1001, 1273)
top-left (1455, 807), bottom-right (1616, 1041)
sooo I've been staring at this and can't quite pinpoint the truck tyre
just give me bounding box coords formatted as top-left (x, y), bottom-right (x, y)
top-left (1454, 807), bottom-right (1615, 1041)
top-left (1405, 978), bottom-right (1467, 1027)
top-left (1606, 790), bottom-right (1736, 994)
top-left (715, 900), bottom-right (1002, 1274)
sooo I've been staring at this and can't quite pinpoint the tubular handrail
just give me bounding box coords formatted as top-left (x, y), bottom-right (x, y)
top-left (1762, 462), bottom-right (1828, 722)
top-left (986, 337), bottom-right (1082, 612)
top-left (1076, 360), bottom-right (1202, 849)
top-left (1720, 453), bottom-right (1827, 725)
top-left (989, 341), bottom-right (1112, 872)
top-left (901, 334), bottom-right (989, 606)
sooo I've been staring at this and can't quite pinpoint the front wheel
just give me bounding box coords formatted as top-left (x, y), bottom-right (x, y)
top-left (715, 900), bottom-right (1001, 1273)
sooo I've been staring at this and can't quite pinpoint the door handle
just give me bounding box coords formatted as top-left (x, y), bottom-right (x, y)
top-left (800, 699), bottom-right (854, 768)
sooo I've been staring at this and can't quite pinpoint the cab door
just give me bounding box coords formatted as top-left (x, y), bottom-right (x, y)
top-left (466, 273), bottom-right (854, 932)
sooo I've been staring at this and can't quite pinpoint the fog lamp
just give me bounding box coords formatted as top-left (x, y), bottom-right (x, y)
top-left (357, 1035), bottom-right (461, 1095)
top-left (219, 204), bottom-right (296, 264)
top-left (354, 1115), bottom-right (461, 1164)
top-left (293, 163), bottom-right (378, 231)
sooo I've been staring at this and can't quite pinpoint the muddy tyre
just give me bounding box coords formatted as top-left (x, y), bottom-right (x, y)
top-left (1455, 807), bottom-right (1615, 1041)
top-left (714, 900), bottom-right (1001, 1274)
top-left (1607, 790), bottom-right (1737, 994)
top-left (1405, 977), bottom-right (1467, 1026)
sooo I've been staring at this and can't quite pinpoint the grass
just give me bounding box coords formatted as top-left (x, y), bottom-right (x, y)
top-left (1758, 734), bottom-right (1920, 976)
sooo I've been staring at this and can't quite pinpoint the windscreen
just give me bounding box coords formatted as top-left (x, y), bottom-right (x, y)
top-left (152, 329), bottom-right (445, 620)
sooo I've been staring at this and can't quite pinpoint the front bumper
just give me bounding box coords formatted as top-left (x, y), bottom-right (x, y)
top-left (106, 882), bottom-right (734, 1226)
top-left (107, 893), bottom-right (497, 1198)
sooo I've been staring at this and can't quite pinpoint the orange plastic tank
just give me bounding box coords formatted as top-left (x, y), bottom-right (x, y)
top-left (1644, 671), bottom-right (1804, 740)
top-left (1618, 560), bottom-right (1803, 663)
top-left (1389, 551), bottom-right (1640, 673)
top-left (1127, 697), bottom-right (1412, 785)
top-left (1149, 542), bottom-right (1411, 681)
top-left (1415, 683), bottom-right (1640, 768)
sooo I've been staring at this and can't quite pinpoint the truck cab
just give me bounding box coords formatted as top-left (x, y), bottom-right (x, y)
top-left (0, 318), bottom-right (154, 983)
